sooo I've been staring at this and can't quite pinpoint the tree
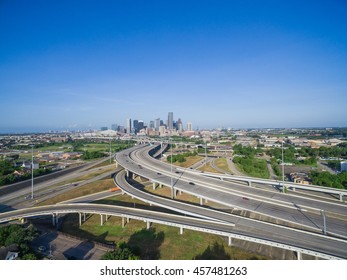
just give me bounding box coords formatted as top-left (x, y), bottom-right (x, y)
top-left (101, 241), bottom-right (139, 260)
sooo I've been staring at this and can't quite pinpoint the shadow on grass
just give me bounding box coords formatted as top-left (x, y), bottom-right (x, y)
top-left (127, 228), bottom-right (165, 260)
top-left (194, 241), bottom-right (231, 260)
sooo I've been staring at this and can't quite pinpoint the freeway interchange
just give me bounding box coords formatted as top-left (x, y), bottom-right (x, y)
top-left (114, 143), bottom-right (347, 259)
top-left (0, 143), bottom-right (347, 259)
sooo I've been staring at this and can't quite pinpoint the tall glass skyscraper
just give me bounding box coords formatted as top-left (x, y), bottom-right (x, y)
top-left (168, 112), bottom-right (173, 130)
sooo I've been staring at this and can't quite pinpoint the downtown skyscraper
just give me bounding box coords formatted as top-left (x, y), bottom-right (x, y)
top-left (168, 112), bottom-right (173, 130)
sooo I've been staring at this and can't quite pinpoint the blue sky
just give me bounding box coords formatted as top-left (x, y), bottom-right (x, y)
top-left (1, 0), bottom-right (347, 132)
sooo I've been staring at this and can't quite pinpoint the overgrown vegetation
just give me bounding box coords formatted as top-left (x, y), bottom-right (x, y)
top-left (0, 224), bottom-right (39, 260)
top-left (167, 151), bottom-right (198, 163)
top-left (310, 171), bottom-right (347, 189)
top-left (101, 241), bottom-right (139, 260)
top-left (233, 156), bottom-right (269, 179)
top-left (0, 160), bottom-right (52, 186)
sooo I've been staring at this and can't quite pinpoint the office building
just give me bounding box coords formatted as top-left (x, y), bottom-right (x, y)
top-left (126, 118), bottom-right (132, 134)
top-left (187, 122), bottom-right (193, 131)
top-left (155, 118), bottom-right (160, 131)
top-left (168, 112), bottom-right (174, 130)
top-left (133, 119), bottom-right (139, 133)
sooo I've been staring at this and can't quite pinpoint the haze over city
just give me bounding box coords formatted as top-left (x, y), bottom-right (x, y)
top-left (1, 0), bottom-right (347, 133)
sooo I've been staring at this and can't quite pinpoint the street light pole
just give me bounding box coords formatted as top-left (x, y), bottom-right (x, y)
top-left (109, 137), bottom-right (112, 164)
top-left (171, 138), bottom-right (173, 185)
top-left (321, 209), bottom-right (327, 235)
top-left (282, 141), bottom-right (285, 193)
top-left (205, 140), bottom-right (207, 166)
top-left (31, 145), bottom-right (34, 199)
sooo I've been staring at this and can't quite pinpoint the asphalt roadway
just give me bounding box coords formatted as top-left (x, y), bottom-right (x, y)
top-left (115, 144), bottom-right (347, 238)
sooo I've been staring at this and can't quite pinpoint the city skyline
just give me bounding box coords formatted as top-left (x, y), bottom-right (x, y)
top-left (1, 1), bottom-right (347, 133)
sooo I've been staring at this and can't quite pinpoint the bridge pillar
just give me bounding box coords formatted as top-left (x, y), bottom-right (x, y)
top-left (52, 214), bottom-right (56, 227)
top-left (122, 217), bottom-right (126, 228)
top-left (159, 183), bottom-right (163, 188)
top-left (340, 193), bottom-right (343, 202)
top-left (228, 236), bottom-right (233, 246)
top-left (146, 221), bottom-right (151, 230)
top-left (127, 217), bottom-right (130, 223)
top-left (297, 251), bottom-right (302, 260)
top-left (126, 169), bottom-right (130, 178)
top-left (83, 213), bottom-right (86, 222)
top-left (79, 213), bottom-right (82, 227)
top-left (248, 181), bottom-right (252, 187)
top-left (179, 226), bottom-right (184, 235)
top-left (152, 182), bottom-right (156, 190)
top-left (115, 162), bottom-right (118, 168)
top-left (105, 214), bottom-right (109, 221)
top-left (200, 197), bottom-right (203, 206)
top-left (171, 188), bottom-right (176, 199)
top-left (100, 214), bottom-right (104, 226)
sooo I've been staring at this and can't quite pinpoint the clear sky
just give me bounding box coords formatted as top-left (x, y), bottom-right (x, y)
top-left (1, 0), bottom-right (347, 133)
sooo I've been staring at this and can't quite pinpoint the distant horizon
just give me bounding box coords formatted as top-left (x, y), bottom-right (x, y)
top-left (1, 124), bottom-right (347, 135)
top-left (1, 1), bottom-right (346, 132)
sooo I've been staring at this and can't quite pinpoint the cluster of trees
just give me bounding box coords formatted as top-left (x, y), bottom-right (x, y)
top-left (101, 241), bottom-right (139, 260)
top-left (233, 144), bottom-right (259, 157)
top-left (268, 143), bottom-right (347, 165)
top-left (0, 224), bottom-right (39, 260)
top-left (310, 171), bottom-right (347, 189)
top-left (167, 151), bottom-right (198, 163)
top-left (0, 160), bottom-right (52, 186)
top-left (0, 160), bottom-right (15, 176)
top-left (232, 144), bottom-right (269, 179)
top-left (267, 146), bottom-right (317, 166)
top-left (233, 156), bottom-right (269, 179)
top-left (81, 150), bottom-right (106, 160)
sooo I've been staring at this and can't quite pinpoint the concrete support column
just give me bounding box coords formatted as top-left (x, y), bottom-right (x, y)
top-left (115, 162), bottom-right (118, 168)
top-left (248, 181), bottom-right (252, 187)
top-left (100, 214), bottom-right (104, 226)
top-left (122, 217), bottom-right (126, 228)
top-left (106, 214), bottom-right (109, 221)
top-left (228, 236), bottom-right (233, 246)
top-left (126, 169), bottom-right (130, 178)
top-left (179, 190), bottom-right (182, 195)
top-left (159, 184), bottom-right (163, 188)
top-left (127, 217), bottom-right (130, 223)
top-left (179, 226), bottom-right (184, 235)
top-left (52, 214), bottom-right (56, 227)
top-left (146, 221), bottom-right (151, 230)
top-left (200, 197), bottom-right (203, 205)
top-left (83, 213), bottom-right (86, 222)
top-left (171, 188), bottom-right (176, 199)
top-left (153, 182), bottom-right (156, 190)
top-left (297, 251), bottom-right (302, 260)
top-left (340, 193), bottom-right (343, 202)
top-left (79, 213), bottom-right (82, 227)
